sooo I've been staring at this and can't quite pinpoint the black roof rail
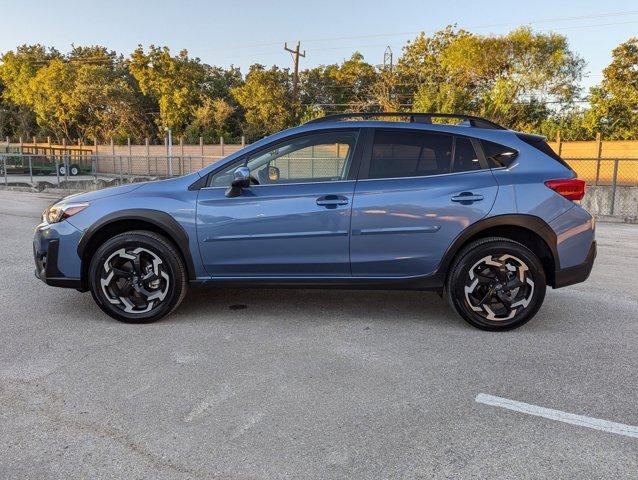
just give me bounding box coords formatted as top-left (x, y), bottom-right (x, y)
top-left (305, 112), bottom-right (506, 130)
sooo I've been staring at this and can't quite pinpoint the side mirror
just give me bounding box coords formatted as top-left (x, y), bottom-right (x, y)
top-left (268, 166), bottom-right (280, 182)
top-left (226, 166), bottom-right (250, 197)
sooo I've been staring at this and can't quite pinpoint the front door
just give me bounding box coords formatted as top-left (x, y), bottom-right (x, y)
top-left (350, 128), bottom-right (498, 277)
top-left (197, 130), bottom-right (361, 277)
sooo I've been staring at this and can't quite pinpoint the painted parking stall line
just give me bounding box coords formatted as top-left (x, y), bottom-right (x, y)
top-left (475, 393), bottom-right (638, 439)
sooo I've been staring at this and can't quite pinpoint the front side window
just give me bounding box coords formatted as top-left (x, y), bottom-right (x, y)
top-left (210, 131), bottom-right (358, 187)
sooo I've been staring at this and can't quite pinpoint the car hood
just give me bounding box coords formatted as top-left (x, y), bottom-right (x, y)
top-left (60, 182), bottom-right (147, 204)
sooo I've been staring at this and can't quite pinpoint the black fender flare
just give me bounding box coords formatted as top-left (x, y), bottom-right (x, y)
top-left (435, 214), bottom-right (559, 282)
top-left (77, 209), bottom-right (197, 281)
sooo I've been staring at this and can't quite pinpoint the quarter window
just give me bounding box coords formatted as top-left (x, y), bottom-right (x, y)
top-left (482, 140), bottom-right (518, 168)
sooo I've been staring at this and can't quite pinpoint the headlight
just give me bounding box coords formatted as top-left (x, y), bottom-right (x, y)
top-left (43, 202), bottom-right (89, 224)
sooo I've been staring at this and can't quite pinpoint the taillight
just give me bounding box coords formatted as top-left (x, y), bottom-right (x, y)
top-left (544, 179), bottom-right (586, 201)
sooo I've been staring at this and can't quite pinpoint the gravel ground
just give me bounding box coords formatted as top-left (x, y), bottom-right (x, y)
top-left (0, 190), bottom-right (636, 479)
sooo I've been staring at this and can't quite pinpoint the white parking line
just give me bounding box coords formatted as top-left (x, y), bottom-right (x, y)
top-left (475, 393), bottom-right (638, 439)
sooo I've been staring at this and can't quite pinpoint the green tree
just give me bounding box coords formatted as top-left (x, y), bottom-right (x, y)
top-left (0, 44), bottom-right (149, 141)
top-left (129, 46), bottom-right (207, 135)
top-left (231, 64), bottom-right (292, 140)
top-left (398, 27), bottom-right (584, 131)
top-left (0, 44), bottom-right (61, 138)
top-left (585, 38), bottom-right (638, 139)
top-left (299, 53), bottom-right (378, 113)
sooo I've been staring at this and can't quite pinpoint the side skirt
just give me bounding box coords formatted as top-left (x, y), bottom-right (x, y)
top-left (191, 273), bottom-right (445, 291)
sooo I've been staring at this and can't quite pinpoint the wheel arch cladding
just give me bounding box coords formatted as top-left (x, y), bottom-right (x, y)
top-left (77, 209), bottom-right (196, 288)
top-left (440, 214), bottom-right (559, 288)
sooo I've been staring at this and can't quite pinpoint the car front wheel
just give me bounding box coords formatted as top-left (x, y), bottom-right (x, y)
top-left (446, 237), bottom-right (546, 331)
top-left (88, 230), bottom-right (188, 323)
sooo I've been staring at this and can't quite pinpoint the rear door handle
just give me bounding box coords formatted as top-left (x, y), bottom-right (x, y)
top-left (316, 195), bottom-right (349, 207)
top-left (451, 192), bottom-right (484, 203)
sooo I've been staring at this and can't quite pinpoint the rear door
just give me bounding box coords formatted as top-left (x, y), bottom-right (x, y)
top-left (350, 128), bottom-right (498, 277)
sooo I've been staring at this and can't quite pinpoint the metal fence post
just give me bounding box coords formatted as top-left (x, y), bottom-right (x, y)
top-left (2, 156), bottom-right (7, 186)
top-left (241, 135), bottom-right (245, 147)
top-left (119, 156), bottom-right (123, 182)
top-left (180, 137), bottom-right (184, 175)
top-left (610, 159), bottom-right (619, 216)
top-left (62, 138), bottom-right (69, 184)
top-left (127, 137), bottom-right (132, 176)
top-left (146, 137), bottom-right (150, 176)
top-left (556, 131), bottom-right (562, 157)
top-left (29, 156), bottom-right (33, 184)
top-left (55, 156), bottom-right (60, 186)
top-left (594, 132), bottom-right (602, 186)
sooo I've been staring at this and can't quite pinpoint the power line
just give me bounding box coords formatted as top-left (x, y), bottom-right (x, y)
top-left (199, 10), bottom-right (638, 53)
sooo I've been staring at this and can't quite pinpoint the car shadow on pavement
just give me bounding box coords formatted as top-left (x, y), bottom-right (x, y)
top-left (172, 285), bottom-right (461, 328)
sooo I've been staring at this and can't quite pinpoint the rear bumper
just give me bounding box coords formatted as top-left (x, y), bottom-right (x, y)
top-left (554, 240), bottom-right (596, 288)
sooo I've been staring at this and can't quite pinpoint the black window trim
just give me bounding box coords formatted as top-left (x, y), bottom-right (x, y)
top-left (202, 127), bottom-right (364, 188)
top-left (357, 127), bottom-right (491, 181)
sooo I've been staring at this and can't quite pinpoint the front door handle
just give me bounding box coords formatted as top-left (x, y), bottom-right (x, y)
top-left (451, 192), bottom-right (484, 203)
top-left (316, 194), bottom-right (349, 208)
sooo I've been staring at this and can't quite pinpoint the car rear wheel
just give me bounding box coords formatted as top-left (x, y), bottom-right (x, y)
top-left (446, 237), bottom-right (546, 331)
top-left (88, 230), bottom-right (188, 323)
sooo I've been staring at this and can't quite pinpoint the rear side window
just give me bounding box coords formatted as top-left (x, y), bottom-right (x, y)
top-left (370, 130), bottom-right (453, 179)
top-left (482, 140), bottom-right (519, 168)
top-left (452, 137), bottom-right (481, 173)
top-left (369, 130), bottom-right (486, 179)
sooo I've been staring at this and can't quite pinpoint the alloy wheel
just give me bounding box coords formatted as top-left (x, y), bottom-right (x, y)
top-left (463, 254), bottom-right (535, 322)
top-left (100, 247), bottom-right (170, 314)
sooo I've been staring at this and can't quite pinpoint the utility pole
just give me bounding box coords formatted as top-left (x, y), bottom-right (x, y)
top-left (284, 41), bottom-right (305, 103)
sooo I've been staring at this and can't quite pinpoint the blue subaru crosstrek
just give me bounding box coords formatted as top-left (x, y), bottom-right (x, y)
top-left (34, 113), bottom-right (596, 331)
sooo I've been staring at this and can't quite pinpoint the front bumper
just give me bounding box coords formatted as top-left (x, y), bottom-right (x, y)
top-left (554, 240), bottom-right (597, 288)
top-left (33, 221), bottom-right (84, 290)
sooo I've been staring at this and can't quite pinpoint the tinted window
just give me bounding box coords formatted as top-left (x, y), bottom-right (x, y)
top-left (482, 140), bottom-right (519, 168)
top-left (370, 131), bottom-right (453, 179)
top-left (452, 137), bottom-right (481, 173)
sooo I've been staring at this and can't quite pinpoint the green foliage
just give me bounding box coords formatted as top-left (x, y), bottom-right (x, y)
top-left (129, 45), bottom-right (208, 136)
top-left (584, 38), bottom-right (638, 139)
top-left (401, 27), bottom-right (584, 131)
top-left (0, 31), bottom-right (636, 143)
top-left (231, 64), bottom-right (292, 140)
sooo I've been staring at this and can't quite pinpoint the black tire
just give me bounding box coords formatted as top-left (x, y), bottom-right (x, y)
top-left (88, 230), bottom-right (188, 323)
top-left (446, 237), bottom-right (546, 331)
top-left (69, 164), bottom-right (80, 176)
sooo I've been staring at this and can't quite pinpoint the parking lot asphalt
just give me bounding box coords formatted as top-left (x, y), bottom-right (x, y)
top-left (0, 189), bottom-right (636, 479)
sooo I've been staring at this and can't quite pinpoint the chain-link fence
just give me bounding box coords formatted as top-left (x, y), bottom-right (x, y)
top-left (566, 158), bottom-right (638, 219)
top-left (2, 152), bottom-right (637, 221)
top-left (0, 153), bottom-right (225, 185)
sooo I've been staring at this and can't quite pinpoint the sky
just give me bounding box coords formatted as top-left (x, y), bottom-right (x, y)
top-left (2, 0), bottom-right (638, 95)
